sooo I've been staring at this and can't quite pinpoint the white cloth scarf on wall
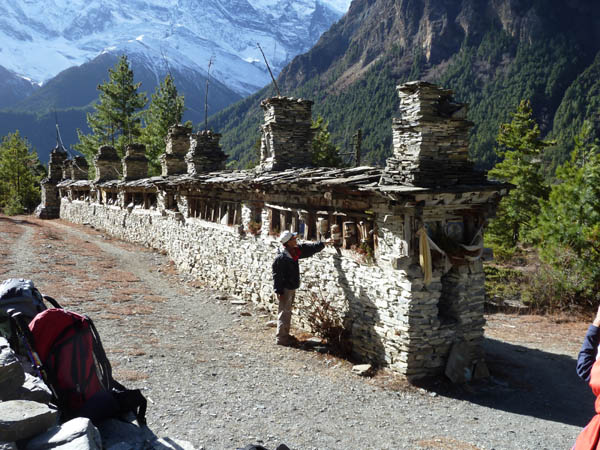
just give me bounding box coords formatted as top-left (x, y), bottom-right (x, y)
top-left (417, 226), bottom-right (484, 285)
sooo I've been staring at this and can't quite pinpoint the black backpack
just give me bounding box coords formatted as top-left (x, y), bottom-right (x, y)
top-left (0, 278), bottom-right (60, 352)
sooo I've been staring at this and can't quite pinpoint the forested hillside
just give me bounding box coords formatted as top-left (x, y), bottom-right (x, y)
top-left (0, 53), bottom-right (242, 163)
top-left (209, 0), bottom-right (600, 170)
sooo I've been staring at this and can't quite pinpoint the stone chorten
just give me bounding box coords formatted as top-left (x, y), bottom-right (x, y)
top-left (122, 143), bottom-right (149, 181)
top-left (35, 143), bottom-right (68, 219)
top-left (94, 146), bottom-right (121, 182)
top-left (62, 156), bottom-right (89, 180)
top-left (71, 156), bottom-right (89, 180)
top-left (186, 130), bottom-right (227, 175)
top-left (382, 81), bottom-right (486, 187)
top-left (258, 97), bottom-right (314, 172)
top-left (47, 144), bottom-right (68, 182)
top-left (160, 125), bottom-right (190, 176)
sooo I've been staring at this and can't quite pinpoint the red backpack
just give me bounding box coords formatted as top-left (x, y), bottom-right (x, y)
top-left (27, 308), bottom-right (147, 424)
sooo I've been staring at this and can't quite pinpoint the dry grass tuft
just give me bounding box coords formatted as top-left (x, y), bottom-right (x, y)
top-left (161, 261), bottom-right (179, 276)
top-left (55, 259), bottom-right (77, 266)
top-left (110, 293), bottom-right (134, 303)
top-left (98, 313), bottom-right (124, 321)
top-left (160, 343), bottom-right (177, 350)
top-left (117, 287), bottom-right (147, 296)
top-left (36, 229), bottom-right (63, 242)
top-left (104, 304), bottom-right (154, 316)
top-left (416, 437), bottom-right (480, 449)
top-left (112, 240), bottom-right (154, 253)
top-left (97, 260), bottom-right (118, 269)
top-left (0, 241), bottom-right (10, 259)
top-left (64, 291), bottom-right (93, 301)
top-left (110, 287), bottom-right (155, 303)
top-left (368, 368), bottom-right (417, 392)
top-left (299, 289), bottom-right (352, 358)
top-left (127, 348), bottom-right (147, 357)
top-left (165, 315), bottom-right (181, 323)
top-left (79, 280), bottom-right (106, 292)
top-left (60, 301), bottom-right (83, 310)
top-left (107, 348), bottom-right (126, 354)
top-left (110, 360), bottom-right (121, 368)
top-left (37, 280), bottom-right (76, 298)
top-left (144, 295), bottom-right (167, 303)
top-left (113, 369), bottom-right (149, 382)
top-left (69, 246), bottom-right (103, 258)
top-left (103, 270), bottom-right (141, 283)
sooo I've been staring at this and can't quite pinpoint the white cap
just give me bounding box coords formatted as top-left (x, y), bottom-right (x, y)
top-left (279, 230), bottom-right (298, 244)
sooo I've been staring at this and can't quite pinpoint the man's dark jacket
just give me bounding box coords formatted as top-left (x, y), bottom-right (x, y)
top-left (272, 242), bottom-right (324, 294)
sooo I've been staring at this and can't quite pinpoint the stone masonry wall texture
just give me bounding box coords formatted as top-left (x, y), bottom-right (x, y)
top-left (60, 198), bottom-right (487, 380)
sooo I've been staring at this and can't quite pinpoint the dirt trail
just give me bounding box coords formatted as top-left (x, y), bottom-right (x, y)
top-left (0, 215), bottom-right (593, 449)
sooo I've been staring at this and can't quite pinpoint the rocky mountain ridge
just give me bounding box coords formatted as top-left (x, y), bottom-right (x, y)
top-left (210, 0), bottom-right (600, 169)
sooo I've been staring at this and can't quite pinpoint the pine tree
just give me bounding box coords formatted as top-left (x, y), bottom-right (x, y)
top-left (536, 122), bottom-right (600, 304)
top-left (140, 74), bottom-right (185, 176)
top-left (0, 131), bottom-right (42, 215)
top-left (75, 55), bottom-right (147, 164)
top-left (311, 116), bottom-right (343, 168)
top-left (487, 100), bottom-right (553, 250)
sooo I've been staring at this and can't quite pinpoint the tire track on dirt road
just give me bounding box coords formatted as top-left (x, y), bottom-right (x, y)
top-left (1, 217), bottom-right (37, 276)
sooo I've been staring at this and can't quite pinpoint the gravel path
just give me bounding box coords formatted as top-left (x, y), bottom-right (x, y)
top-left (0, 215), bottom-right (592, 449)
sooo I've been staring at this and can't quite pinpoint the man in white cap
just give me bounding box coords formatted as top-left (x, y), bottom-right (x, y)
top-left (272, 230), bottom-right (329, 345)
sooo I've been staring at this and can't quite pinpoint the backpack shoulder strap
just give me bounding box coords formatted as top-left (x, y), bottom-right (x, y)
top-left (86, 316), bottom-right (147, 425)
top-left (42, 295), bottom-right (62, 309)
top-left (85, 316), bottom-right (112, 387)
top-left (111, 382), bottom-right (148, 426)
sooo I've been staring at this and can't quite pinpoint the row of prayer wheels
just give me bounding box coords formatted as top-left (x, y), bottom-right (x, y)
top-left (316, 218), bottom-right (373, 249)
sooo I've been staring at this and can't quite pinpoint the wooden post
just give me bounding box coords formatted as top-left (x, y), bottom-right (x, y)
top-left (354, 129), bottom-right (362, 167)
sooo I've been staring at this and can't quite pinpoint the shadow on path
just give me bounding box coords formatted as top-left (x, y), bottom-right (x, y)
top-left (415, 337), bottom-right (594, 427)
top-left (0, 216), bottom-right (42, 227)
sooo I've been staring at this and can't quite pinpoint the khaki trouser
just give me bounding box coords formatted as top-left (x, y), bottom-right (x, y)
top-left (276, 288), bottom-right (296, 344)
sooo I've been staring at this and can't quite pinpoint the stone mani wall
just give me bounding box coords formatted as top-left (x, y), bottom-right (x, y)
top-left (60, 195), bottom-right (487, 380)
top-left (50, 81), bottom-right (504, 380)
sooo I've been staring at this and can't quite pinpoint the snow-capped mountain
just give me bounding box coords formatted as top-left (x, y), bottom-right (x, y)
top-left (0, 0), bottom-right (349, 97)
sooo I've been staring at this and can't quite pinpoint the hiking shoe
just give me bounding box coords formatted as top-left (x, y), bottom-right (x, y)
top-left (276, 335), bottom-right (300, 347)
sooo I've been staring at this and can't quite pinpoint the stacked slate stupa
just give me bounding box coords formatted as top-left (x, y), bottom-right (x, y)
top-left (186, 130), bottom-right (227, 175)
top-left (381, 81), bottom-right (486, 187)
top-left (122, 143), bottom-right (149, 181)
top-left (35, 143), bottom-right (69, 219)
top-left (258, 97), bottom-right (314, 172)
top-left (94, 146), bottom-right (121, 182)
top-left (62, 156), bottom-right (89, 181)
top-left (161, 125), bottom-right (190, 176)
